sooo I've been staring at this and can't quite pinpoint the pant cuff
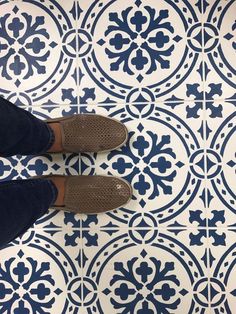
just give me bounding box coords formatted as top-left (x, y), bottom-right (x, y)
top-left (46, 179), bottom-right (58, 206)
top-left (37, 121), bottom-right (56, 154)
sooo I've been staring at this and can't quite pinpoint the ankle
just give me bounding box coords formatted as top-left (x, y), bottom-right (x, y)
top-left (47, 123), bottom-right (62, 153)
top-left (50, 177), bottom-right (66, 206)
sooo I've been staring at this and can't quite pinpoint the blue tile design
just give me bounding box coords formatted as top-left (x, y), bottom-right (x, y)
top-left (80, 103), bottom-right (206, 230)
top-left (0, 0), bottom-right (78, 105)
top-left (78, 0), bottom-right (204, 104)
top-left (201, 0), bottom-right (236, 100)
top-left (80, 229), bottom-right (208, 313)
top-left (0, 0), bottom-right (235, 313)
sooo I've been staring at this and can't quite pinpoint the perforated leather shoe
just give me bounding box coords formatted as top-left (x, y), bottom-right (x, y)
top-left (45, 114), bottom-right (128, 153)
top-left (30, 175), bottom-right (132, 214)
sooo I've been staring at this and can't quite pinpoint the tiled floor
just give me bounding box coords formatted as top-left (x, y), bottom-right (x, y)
top-left (0, 0), bottom-right (235, 313)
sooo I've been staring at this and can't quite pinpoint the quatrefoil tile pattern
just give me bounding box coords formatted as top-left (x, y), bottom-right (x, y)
top-left (0, 0), bottom-right (78, 106)
top-left (0, 0), bottom-right (235, 313)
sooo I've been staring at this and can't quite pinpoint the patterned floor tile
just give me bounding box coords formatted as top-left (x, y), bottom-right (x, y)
top-left (0, 1), bottom-right (235, 313)
top-left (205, 179), bottom-right (236, 232)
top-left (201, 0), bottom-right (236, 100)
top-left (203, 103), bottom-right (236, 228)
top-left (78, 0), bottom-right (204, 105)
top-left (79, 102), bottom-right (207, 229)
top-left (207, 230), bottom-right (236, 313)
top-left (80, 228), bottom-right (210, 313)
top-left (0, 0), bottom-right (78, 106)
top-left (0, 228), bottom-right (84, 312)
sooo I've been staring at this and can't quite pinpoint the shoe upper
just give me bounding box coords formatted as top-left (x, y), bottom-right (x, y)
top-left (60, 114), bottom-right (128, 153)
top-left (63, 175), bottom-right (132, 213)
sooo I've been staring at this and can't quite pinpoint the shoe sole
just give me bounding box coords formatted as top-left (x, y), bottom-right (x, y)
top-left (45, 114), bottom-right (128, 153)
top-left (29, 174), bottom-right (133, 214)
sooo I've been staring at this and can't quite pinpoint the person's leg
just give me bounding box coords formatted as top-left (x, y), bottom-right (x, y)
top-left (0, 97), bottom-right (66, 218)
top-left (0, 96), bottom-right (56, 156)
top-left (0, 178), bottom-right (58, 250)
top-left (0, 97), bottom-right (67, 248)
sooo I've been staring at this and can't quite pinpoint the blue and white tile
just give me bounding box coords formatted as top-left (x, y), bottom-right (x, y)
top-left (206, 230), bottom-right (236, 313)
top-left (0, 1), bottom-right (234, 312)
top-left (204, 179), bottom-right (236, 232)
top-left (201, 0), bottom-right (236, 100)
top-left (78, 0), bottom-right (204, 105)
top-left (0, 228), bottom-right (84, 312)
top-left (0, 0), bottom-right (78, 106)
top-left (80, 102), bottom-right (207, 229)
top-left (80, 227), bottom-right (210, 313)
top-left (203, 102), bottom-right (236, 228)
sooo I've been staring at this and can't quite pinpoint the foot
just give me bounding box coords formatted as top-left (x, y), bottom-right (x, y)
top-left (46, 122), bottom-right (63, 153)
top-left (45, 114), bottom-right (128, 153)
top-left (49, 176), bottom-right (66, 206)
top-left (50, 175), bottom-right (132, 214)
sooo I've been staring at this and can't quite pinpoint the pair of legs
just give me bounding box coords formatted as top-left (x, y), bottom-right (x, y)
top-left (0, 97), bottom-right (68, 249)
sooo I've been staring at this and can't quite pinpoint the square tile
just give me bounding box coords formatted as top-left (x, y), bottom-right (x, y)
top-left (0, 228), bottom-right (84, 311)
top-left (201, 0), bottom-right (236, 100)
top-left (203, 103), bottom-right (236, 228)
top-left (79, 102), bottom-right (207, 229)
top-left (80, 228), bottom-right (210, 313)
top-left (207, 230), bottom-right (236, 313)
top-left (0, 0), bottom-right (78, 106)
top-left (78, 0), bottom-right (204, 105)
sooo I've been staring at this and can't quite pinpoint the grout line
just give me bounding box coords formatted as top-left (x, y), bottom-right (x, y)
top-left (76, 9), bottom-right (80, 110)
top-left (24, 100), bottom-right (204, 108)
top-left (31, 226), bottom-right (235, 230)
top-left (32, 226), bottom-right (236, 231)
top-left (20, 98), bottom-right (235, 109)
top-left (73, 226), bottom-right (234, 231)
top-left (17, 97), bottom-right (236, 108)
top-left (201, 7), bottom-right (211, 311)
top-left (71, 100), bottom-right (204, 106)
top-left (75, 0), bottom-right (84, 307)
top-left (77, 98), bottom-right (236, 105)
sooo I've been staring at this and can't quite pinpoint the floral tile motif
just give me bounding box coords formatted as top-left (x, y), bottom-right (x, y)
top-left (201, 0), bottom-right (236, 100)
top-left (0, 228), bottom-right (84, 313)
top-left (80, 228), bottom-right (210, 313)
top-left (203, 103), bottom-right (236, 229)
top-left (78, 0), bottom-right (204, 105)
top-left (0, 0), bottom-right (78, 106)
top-left (205, 180), bottom-right (236, 232)
top-left (80, 103), bottom-right (207, 229)
top-left (207, 230), bottom-right (236, 313)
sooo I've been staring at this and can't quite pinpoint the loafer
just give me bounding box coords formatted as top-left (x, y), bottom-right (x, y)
top-left (29, 175), bottom-right (132, 214)
top-left (45, 114), bottom-right (128, 153)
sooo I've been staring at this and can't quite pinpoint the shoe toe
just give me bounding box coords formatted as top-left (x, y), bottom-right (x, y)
top-left (64, 176), bottom-right (132, 214)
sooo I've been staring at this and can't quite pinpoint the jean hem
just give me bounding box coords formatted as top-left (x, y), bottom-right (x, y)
top-left (37, 121), bottom-right (55, 154)
top-left (46, 179), bottom-right (58, 206)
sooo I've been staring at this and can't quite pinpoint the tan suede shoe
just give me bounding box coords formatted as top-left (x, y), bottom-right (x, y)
top-left (29, 175), bottom-right (132, 214)
top-left (45, 114), bottom-right (128, 153)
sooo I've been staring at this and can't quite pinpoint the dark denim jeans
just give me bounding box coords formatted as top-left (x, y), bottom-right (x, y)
top-left (0, 97), bottom-right (58, 250)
